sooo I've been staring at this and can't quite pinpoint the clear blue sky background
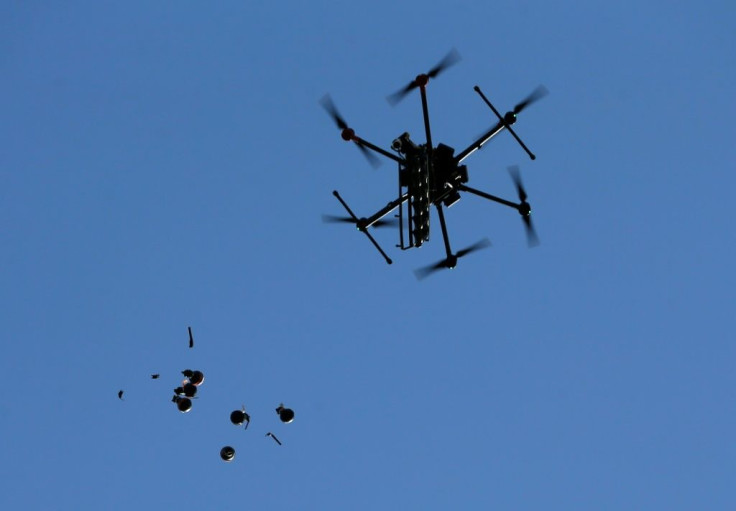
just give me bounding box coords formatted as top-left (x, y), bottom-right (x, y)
top-left (2, 1), bottom-right (734, 509)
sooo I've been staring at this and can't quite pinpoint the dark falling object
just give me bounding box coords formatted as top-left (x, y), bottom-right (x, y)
top-left (118, 390), bottom-right (124, 400)
top-left (180, 369), bottom-right (204, 387)
top-left (189, 370), bottom-right (204, 386)
top-left (188, 326), bottom-right (194, 348)
top-left (266, 432), bottom-right (282, 446)
top-left (230, 408), bottom-right (251, 429)
top-left (182, 383), bottom-right (197, 398)
top-left (321, 51), bottom-right (547, 274)
top-left (220, 446), bottom-right (235, 462)
top-left (276, 404), bottom-right (294, 423)
top-left (151, 374), bottom-right (160, 379)
top-left (173, 396), bottom-right (192, 413)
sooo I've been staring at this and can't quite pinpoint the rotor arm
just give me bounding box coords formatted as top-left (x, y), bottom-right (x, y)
top-left (434, 202), bottom-right (453, 260)
top-left (454, 120), bottom-right (506, 164)
top-left (363, 192), bottom-right (410, 228)
top-left (418, 85), bottom-right (435, 173)
top-left (332, 190), bottom-right (393, 264)
top-left (457, 183), bottom-right (520, 211)
top-left (351, 135), bottom-right (406, 165)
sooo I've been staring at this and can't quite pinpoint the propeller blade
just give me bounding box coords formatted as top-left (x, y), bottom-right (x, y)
top-left (319, 94), bottom-right (349, 131)
top-left (427, 48), bottom-right (461, 78)
top-left (413, 259), bottom-right (450, 280)
top-left (387, 49), bottom-right (461, 106)
top-left (414, 238), bottom-right (491, 279)
top-left (508, 165), bottom-right (527, 202)
top-left (321, 214), bottom-right (355, 224)
top-left (387, 82), bottom-right (418, 106)
top-left (508, 166), bottom-right (539, 246)
top-left (321, 94), bottom-right (381, 168)
top-left (322, 215), bottom-right (397, 228)
top-left (513, 85), bottom-right (548, 115)
top-left (523, 215), bottom-right (540, 247)
top-left (354, 139), bottom-right (382, 168)
top-left (455, 238), bottom-right (492, 258)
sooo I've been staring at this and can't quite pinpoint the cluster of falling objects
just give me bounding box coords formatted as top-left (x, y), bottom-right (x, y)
top-left (171, 369), bottom-right (204, 413)
top-left (118, 326), bottom-right (295, 462)
top-left (220, 403), bottom-right (294, 462)
top-left (171, 368), bottom-right (295, 462)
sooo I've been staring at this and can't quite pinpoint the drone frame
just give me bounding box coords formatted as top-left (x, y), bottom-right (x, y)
top-left (324, 55), bottom-right (544, 273)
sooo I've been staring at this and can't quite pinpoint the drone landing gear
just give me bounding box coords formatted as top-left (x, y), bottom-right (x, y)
top-left (454, 84), bottom-right (548, 164)
top-left (473, 85), bottom-right (547, 161)
top-left (330, 190), bottom-right (403, 265)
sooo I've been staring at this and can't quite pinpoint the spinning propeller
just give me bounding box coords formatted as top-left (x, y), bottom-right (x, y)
top-left (509, 85), bottom-right (548, 120)
top-left (321, 214), bottom-right (398, 229)
top-left (320, 94), bottom-right (381, 168)
top-left (387, 49), bottom-right (461, 105)
top-left (414, 238), bottom-right (491, 280)
top-left (508, 165), bottom-right (539, 247)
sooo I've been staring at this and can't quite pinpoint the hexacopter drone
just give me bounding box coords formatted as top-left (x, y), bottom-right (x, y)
top-left (321, 49), bottom-right (547, 278)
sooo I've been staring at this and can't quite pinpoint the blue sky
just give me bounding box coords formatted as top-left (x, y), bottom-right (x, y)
top-left (1, 1), bottom-right (735, 509)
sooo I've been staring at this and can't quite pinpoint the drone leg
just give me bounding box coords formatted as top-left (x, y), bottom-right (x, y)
top-left (360, 228), bottom-right (393, 265)
top-left (457, 184), bottom-right (520, 212)
top-left (332, 190), bottom-right (393, 265)
top-left (473, 85), bottom-right (536, 160)
top-left (434, 203), bottom-right (453, 260)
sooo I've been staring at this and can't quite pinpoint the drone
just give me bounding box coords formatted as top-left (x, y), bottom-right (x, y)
top-left (321, 49), bottom-right (547, 278)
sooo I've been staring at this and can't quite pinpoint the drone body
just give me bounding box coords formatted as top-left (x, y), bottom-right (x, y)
top-left (322, 50), bottom-right (546, 277)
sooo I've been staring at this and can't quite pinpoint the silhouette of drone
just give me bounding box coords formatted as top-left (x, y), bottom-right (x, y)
top-left (322, 49), bottom-right (547, 278)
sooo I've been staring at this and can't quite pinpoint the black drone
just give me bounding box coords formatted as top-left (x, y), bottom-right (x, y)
top-left (321, 49), bottom-right (547, 278)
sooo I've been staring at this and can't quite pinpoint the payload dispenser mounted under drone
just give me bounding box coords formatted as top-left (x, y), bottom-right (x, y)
top-left (321, 50), bottom-right (547, 277)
